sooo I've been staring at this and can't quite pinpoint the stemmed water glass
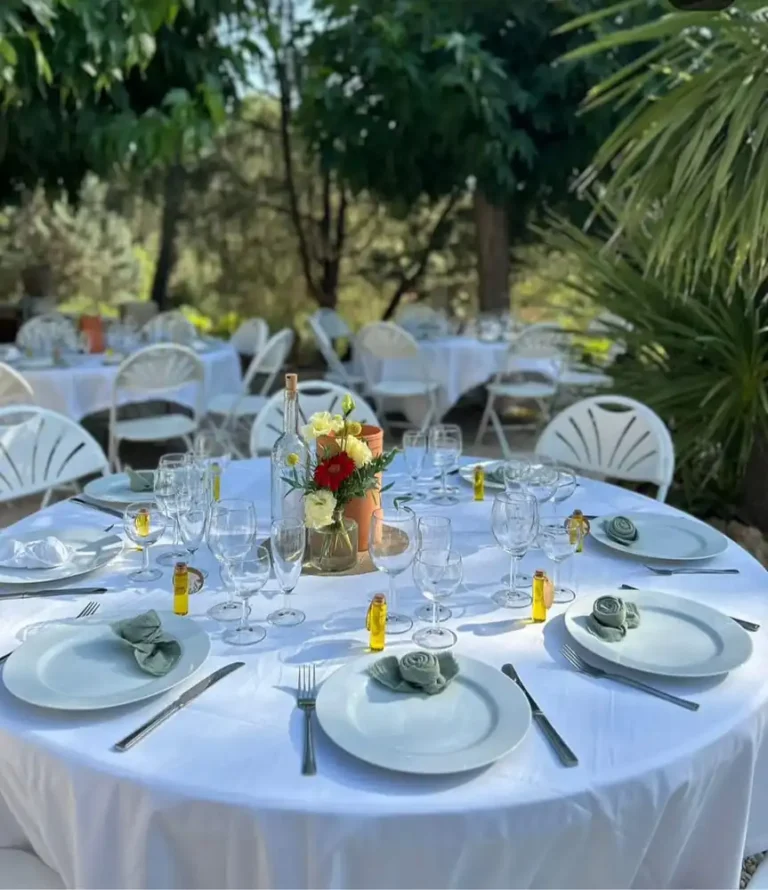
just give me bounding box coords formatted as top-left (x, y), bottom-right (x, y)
top-left (207, 499), bottom-right (257, 622)
top-left (154, 453), bottom-right (188, 566)
top-left (178, 503), bottom-right (208, 579)
top-left (539, 521), bottom-right (578, 603)
top-left (552, 467), bottom-right (577, 518)
top-left (123, 502), bottom-right (168, 583)
top-left (491, 491), bottom-right (539, 608)
top-left (415, 516), bottom-right (452, 622)
top-left (402, 429), bottom-right (427, 501)
top-left (516, 460), bottom-right (559, 586)
top-left (268, 519), bottom-right (306, 627)
top-left (428, 424), bottom-right (462, 505)
top-left (223, 544), bottom-right (271, 645)
top-left (369, 506), bottom-right (418, 634)
top-left (412, 549), bottom-right (462, 650)
top-left (503, 457), bottom-right (532, 493)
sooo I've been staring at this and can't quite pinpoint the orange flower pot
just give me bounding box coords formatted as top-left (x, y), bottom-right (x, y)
top-left (79, 315), bottom-right (105, 353)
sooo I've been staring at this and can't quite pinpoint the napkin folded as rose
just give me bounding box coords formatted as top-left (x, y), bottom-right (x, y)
top-left (603, 516), bottom-right (638, 546)
top-left (367, 650), bottom-right (460, 696)
top-left (0, 536), bottom-right (71, 569)
top-left (126, 468), bottom-right (154, 492)
top-left (110, 610), bottom-right (181, 677)
top-left (586, 595), bottom-right (641, 643)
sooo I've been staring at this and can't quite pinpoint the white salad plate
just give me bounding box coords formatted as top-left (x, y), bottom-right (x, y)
top-left (4, 612), bottom-right (211, 710)
top-left (84, 473), bottom-right (154, 506)
top-left (316, 654), bottom-right (531, 774)
top-left (565, 589), bottom-right (752, 678)
top-left (589, 512), bottom-right (728, 561)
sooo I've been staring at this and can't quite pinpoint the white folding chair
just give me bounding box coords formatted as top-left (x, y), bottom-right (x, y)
top-left (16, 314), bottom-right (79, 352)
top-left (396, 304), bottom-right (450, 340)
top-left (109, 344), bottom-right (204, 470)
top-left (308, 315), bottom-right (366, 391)
top-left (143, 310), bottom-right (196, 345)
top-left (312, 308), bottom-right (352, 341)
top-left (475, 322), bottom-right (564, 456)
top-left (535, 395), bottom-right (675, 501)
top-left (231, 317), bottom-right (269, 357)
top-left (206, 328), bottom-right (294, 455)
top-left (119, 300), bottom-right (158, 328)
top-left (250, 380), bottom-right (380, 456)
top-left (0, 850), bottom-right (64, 889)
top-left (0, 406), bottom-right (108, 507)
top-left (355, 321), bottom-right (438, 432)
top-left (0, 362), bottom-right (35, 407)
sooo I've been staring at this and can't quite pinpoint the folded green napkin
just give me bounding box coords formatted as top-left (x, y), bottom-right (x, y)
top-left (603, 515), bottom-right (638, 546)
top-left (110, 610), bottom-right (182, 676)
top-left (586, 595), bottom-right (641, 642)
top-left (486, 463), bottom-right (505, 485)
top-left (127, 469), bottom-right (154, 492)
top-left (367, 651), bottom-right (459, 696)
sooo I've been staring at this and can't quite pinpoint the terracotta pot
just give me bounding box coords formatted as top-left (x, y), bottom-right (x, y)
top-left (79, 315), bottom-right (105, 353)
top-left (317, 424), bottom-right (384, 551)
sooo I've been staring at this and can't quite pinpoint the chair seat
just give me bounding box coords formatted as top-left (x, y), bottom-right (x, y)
top-left (115, 414), bottom-right (197, 442)
top-left (207, 393), bottom-right (268, 417)
top-left (370, 380), bottom-right (439, 398)
top-left (560, 369), bottom-right (612, 388)
top-left (325, 369), bottom-right (367, 388)
top-left (488, 381), bottom-right (557, 399)
top-left (0, 850), bottom-right (64, 889)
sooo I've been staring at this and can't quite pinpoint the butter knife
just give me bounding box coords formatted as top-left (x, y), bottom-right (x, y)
top-left (502, 663), bottom-right (578, 767)
top-left (113, 662), bottom-right (245, 751)
top-left (619, 584), bottom-right (759, 632)
top-left (1, 586), bottom-right (107, 600)
top-left (71, 497), bottom-right (123, 519)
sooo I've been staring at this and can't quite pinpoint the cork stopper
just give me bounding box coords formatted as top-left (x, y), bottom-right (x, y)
top-left (285, 373), bottom-right (298, 393)
top-left (372, 593), bottom-right (386, 604)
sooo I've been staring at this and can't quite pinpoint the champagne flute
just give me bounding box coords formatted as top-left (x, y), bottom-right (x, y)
top-left (415, 516), bottom-right (452, 622)
top-left (223, 544), bottom-right (271, 645)
top-left (207, 499), bottom-right (257, 621)
top-left (154, 453), bottom-right (187, 566)
top-left (178, 503), bottom-right (208, 580)
top-left (268, 519), bottom-right (306, 627)
top-left (552, 467), bottom-right (577, 518)
top-left (539, 521), bottom-right (579, 603)
top-left (491, 491), bottom-right (539, 608)
top-left (412, 549), bottom-right (462, 649)
top-left (369, 506), bottom-right (418, 633)
top-left (123, 502), bottom-right (168, 582)
top-left (402, 429), bottom-right (427, 500)
top-left (428, 424), bottom-right (462, 505)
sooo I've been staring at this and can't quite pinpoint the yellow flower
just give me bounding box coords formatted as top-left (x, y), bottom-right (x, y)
top-left (305, 490), bottom-right (336, 529)
top-left (301, 411), bottom-right (336, 441)
top-left (342, 393), bottom-right (355, 415)
top-left (346, 420), bottom-right (362, 437)
top-left (331, 414), bottom-right (345, 433)
top-left (345, 435), bottom-right (373, 468)
top-left (285, 452), bottom-right (300, 467)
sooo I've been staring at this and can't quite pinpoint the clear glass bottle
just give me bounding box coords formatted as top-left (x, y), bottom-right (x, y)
top-left (270, 373), bottom-right (308, 525)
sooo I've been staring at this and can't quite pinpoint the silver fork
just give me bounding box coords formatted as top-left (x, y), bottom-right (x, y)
top-left (561, 644), bottom-right (699, 711)
top-left (297, 664), bottom-right (317, 776)
top-left (644, 565), bottom-right (739, 575)
top-left (0, 601), bottom-right (100, 665)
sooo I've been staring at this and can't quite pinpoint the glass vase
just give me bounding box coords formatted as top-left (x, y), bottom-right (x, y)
top-left (308, 518), bottom-right (358, 573)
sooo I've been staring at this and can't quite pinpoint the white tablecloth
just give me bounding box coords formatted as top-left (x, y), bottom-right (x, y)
top-left (0, 458), bottom-right (767, 888)
top-left (12, 342), bottom-right (242, 420)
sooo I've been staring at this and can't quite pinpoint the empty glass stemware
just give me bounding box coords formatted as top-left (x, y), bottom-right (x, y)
top-left (207, 499), bottom-right (257, 622)
top-left (491, 491), bottom-right (539, 608)
top-left (268, 519), bottom-right (306, 627)
top-left (223, 544), bottom-right (271, 646)
top-left (413, 549), bottom-right (462, 650)
top-left (552, 467), bottom-right (577, 517)
top-left (369, 506), bottom-right (418, 634)
top-left (123, 502), bottom-right (168, 583)
top-left (415, 516), bottom-right (452, 623)
top-left (428, 424), bottom-right (462, 505)
top-left (178, 504), bottom-right (208, 580)
top-left (539, 522), bottom-right (578, 604)
top-left (402, 429), bottom-right (427, 501)
top-left (503, 458), bottom-right (532, 493)
top-left (154, 454), bottom-right (188, 566)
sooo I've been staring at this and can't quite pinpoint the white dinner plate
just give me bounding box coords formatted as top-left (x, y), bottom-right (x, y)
top-left (589, 512), bottom-right (728, 561)
top-left (4, 612), bottom-right (211, 710)
top-left (84, 473), bottom-right (154, 506)
top-left (316, 654), bottom-right (531, 774)
top-left (565, 589), bottom-right (752, 678)
top-left (0, 527), bottom-right (122, 587)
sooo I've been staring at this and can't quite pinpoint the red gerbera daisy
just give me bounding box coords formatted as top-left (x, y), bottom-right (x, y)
top-left (314, 452), bottom-right (356, 492)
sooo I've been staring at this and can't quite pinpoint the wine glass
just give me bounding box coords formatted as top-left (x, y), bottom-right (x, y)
top-left (178, 503), bottom-right (208, 580)
top-left (123, 502), bottom-right (168, 583)
top-left (552, 467), bottom-right (577, 518)
top-left (154, 454), bottom-right (188, 566)
top-left (369, 506), bottom-right (418, 634)
top-left (428, 424), bottom-right (462, 505)
top-left (193, 431), bottom-right (232, 503)
top-left (223, 544), bottom-right (271, 646)
top-left (268, 519), bottom-right (306, 627)
top-left (415, 516), bottom-right (452, 622)
top-left (491, 491), bottom-right (539, 608)
top-left (207, 499), bottom-right (257, 621)
top-left (539, 521), bottom-right (578, 604)
top-left (402, 429), bottom-right (427, 501)
top-left (503, 457), bottom-right (532, 493)
top-left (413, 549), bottom-right (462, 649)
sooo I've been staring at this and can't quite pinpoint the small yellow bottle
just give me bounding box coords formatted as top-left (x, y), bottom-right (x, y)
top-left (567, 510), bottom-right (590, 553)
top-left (531, 569), bottom-right (547, 623)
top-left (211, 462), bottom-right (221, 502)
top-left (366, 593), bottom-right (387, 651)
top-left (134, 507), bottom-right (150, 538)
top-left (173, 561), bottom-right (190, 616)
top-left (473, 464), bottom-right (485, 501)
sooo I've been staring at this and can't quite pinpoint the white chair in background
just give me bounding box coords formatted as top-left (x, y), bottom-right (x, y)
top-left (308, 314), bottom-right (366, 391)
top-left (230, 317), bottom-right (269, 357)
top-left (475, 322), bottom-right (564, 456)
top-left (311, 308), bottom-right (352, 342)
top-left (0, 406), bottom-right (108, 507)
top-left (109, 344), bottom-right (204, 470)
top-left (206, 328), bottom-right (294, 455)
top-left (16, 314), bottom-right (79, 352)
top-left (396, 304), bottom-right (450, 340)
top-left (535, 394), bottom-right (675, 501)
top-left (120, 300), bottom-right (158, 328)
top-left (143, 310), bottom-right (196, 345)
top-left (0, 849), bottom-right (64, 889)
top-left (0, 362), bottom-right (34, 407)
top-left (250, 380), bottom-right (380, 456)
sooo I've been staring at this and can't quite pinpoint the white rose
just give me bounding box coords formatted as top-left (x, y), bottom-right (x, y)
top-left (304, 490), bottom-right (336, 529)
top-left (301, 411), bottom-right (336, 441)
top-left (344, 435), bottom-right (373, 468)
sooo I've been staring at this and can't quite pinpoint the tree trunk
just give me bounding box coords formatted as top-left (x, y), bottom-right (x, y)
top-left (742, 429), bottom-right (768, 533)
top-left (474, 189), bottom-right (510, 313)
top-left (151, 163), bottom-right (185, 310)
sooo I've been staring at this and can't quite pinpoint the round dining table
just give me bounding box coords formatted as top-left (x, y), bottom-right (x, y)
top-left (0, 456), bottom-right (767, 888)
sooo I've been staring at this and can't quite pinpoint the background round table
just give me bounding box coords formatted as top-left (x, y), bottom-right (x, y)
top-left (0, 456), bottom-right (766, 888)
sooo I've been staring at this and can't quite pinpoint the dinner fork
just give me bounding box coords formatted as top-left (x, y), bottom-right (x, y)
top-left (297, 664), bottom-right (317, 776)
top-left (644, 565), bottom-right (739, 575)
top-left (0, 601), bottom-right (101, 665)
top-left (561, 644), bottom-right (700, 711)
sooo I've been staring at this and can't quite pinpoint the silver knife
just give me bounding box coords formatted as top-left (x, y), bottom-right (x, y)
top-left (71, 497), bottom-right (123, 519)
top-left (619, 584), bottom-right (759, 632)
top-left (1, 586), bottom-right (107, 600)
top-left (502, 663), bottom-right (578, 767)
top-left (113, 662), bottom-right (245, 751)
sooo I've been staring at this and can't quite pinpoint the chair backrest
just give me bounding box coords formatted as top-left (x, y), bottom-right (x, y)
top-left (16, 314), bottom-right (79, 351)
top-left (356, 321), bottom-right (426, 389)
top-left (308, 315), bottom-right (351, 382)
top-left (242, 328), bottom-right (295, 396)
top-left (0, 362), bottom-right (34, 407)
top-left (535, 395), bottom-right (675, 500)
top-left (501, 322), bottom-right (566, 379)
top-left (143, 310), bottom-right (196, 345)
top-left (396, 304), bottom-right (449, 340)
top-left (250, 381), bottom-right (380, 456)
top-left (231, 317), bottom-right (269, 357)
top-left (0, 406), bottom-right (108, 502)
top-left (120, 301), bottom-right (158, 328)
top-left (312, 308), bottom-right (351, 341)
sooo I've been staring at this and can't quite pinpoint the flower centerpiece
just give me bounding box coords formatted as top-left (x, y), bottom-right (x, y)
top-left (282, 394), bottom-right (397, 571)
